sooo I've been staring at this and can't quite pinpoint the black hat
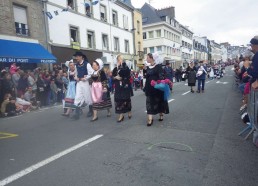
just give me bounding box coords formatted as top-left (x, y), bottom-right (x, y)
top-left (250, 36), bottom-right (258, 45)
top-left (73, 51), bottom-right (85, 58)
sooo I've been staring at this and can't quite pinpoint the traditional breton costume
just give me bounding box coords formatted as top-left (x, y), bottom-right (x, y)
top-left (72, 52), bottom-right (93, 120)
top-left (145, 52), bottom-right (169, 115)
top-left (91, 59), bottom-right (112, 111)
top-left (112, 62), bottom-right (132, 114)
top-left (63, 60), bottom-right (77, 109)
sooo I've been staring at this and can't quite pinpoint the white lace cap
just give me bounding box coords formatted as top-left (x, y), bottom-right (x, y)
top-left (95, 58), bottom-right (104, 70)
top-left (152, 51), bottom-right (164, 65)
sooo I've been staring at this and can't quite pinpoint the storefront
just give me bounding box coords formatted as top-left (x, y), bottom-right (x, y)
top-left (0, 39), bottom-right (56, 70)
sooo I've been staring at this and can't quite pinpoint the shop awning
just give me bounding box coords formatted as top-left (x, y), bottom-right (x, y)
top-left (0, 39), bottom-right (56, 63)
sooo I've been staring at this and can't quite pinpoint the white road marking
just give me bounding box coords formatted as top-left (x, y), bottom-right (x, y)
top-left (168, 99), bottom-right (175, 103)
top-left (184, 83), bottom-right (187, 85)
top-left (206, 81), bottom-right (210, 84)
top-left (182, 91), bottom-right (190, 95)
top-left (0, 135), bottom-right (103, 186)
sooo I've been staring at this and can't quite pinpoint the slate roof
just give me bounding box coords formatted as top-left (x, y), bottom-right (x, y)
top-left (140, 3), bottom-right (175, 25)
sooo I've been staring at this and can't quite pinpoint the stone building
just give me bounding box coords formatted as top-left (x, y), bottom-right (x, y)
top-left (0, 0), bottom-right (56, 69)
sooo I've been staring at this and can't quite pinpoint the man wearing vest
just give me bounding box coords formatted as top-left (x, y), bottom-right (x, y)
top-left (71, 51), bottom-right (94, 120)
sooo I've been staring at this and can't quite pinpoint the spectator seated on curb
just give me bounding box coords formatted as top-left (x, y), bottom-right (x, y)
top-left (16, 93), bottom-right (32, 112)
top-left (6, 97), bottom-right (22, 116)
top-left (0, 93), bottom-right (11, 117)
top-left (24, 87), bottom-right (40, 110)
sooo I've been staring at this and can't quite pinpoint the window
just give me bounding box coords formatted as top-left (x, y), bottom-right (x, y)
top-left (123, 15), bottom-right (128, 30)
top-left (124, 40), bottom-right (129, 53)
top-left (164, 30), bottom-right (167, 38)
top-left (13, 5), bottom-right (29, 36)
top-left (144, 48), bottom-right (147, 54)
top-left (112, 10), bottom-right (118, 26)
top-left (70, 26), bottom-right (79, 42)
top-left (143, 32), bottom-right (146, 39)
top-left (148, 31), bottom-right (153, 38)
top-left (156, 46), bottom-right (162, 52)
top-left (156, 30), bottom-right (161, 37)
top-left (142, 17), bottom-right (148, 23)
top-left (149, 47), bottom-right (154, 53)
top-left (137, 20), bottom-right (140, 34)
top-left (85, 0), bottom-right (92, 17)
top-left (87, 31), bottom-right (95, 48)
top-left (67, 0), bottom-right (76, 10)
top-left (102, 34), bottom-right (109, 50)
top-left (114, 37), bottom-right (119, 52)
top-left (100, 4), bottom-right (106, 22)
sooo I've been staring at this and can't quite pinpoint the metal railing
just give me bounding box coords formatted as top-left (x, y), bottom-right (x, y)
top-left (238, 88), bottom-right (258, 139)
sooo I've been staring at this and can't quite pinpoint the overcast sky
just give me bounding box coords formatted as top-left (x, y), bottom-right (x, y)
top-left (131, 0), bottom-right (258, 46)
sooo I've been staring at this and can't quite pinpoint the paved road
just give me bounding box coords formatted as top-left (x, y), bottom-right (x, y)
top-left (1, 67), bottom-right (258, 186)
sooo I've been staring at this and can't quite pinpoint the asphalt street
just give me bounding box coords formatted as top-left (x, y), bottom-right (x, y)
top-left (1, 66), bottom-right (258, 186)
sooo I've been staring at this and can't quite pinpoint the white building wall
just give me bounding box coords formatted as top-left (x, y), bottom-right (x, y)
top-left (142, 24), bottom-right (181, 61)
top-left (47, 0), bottom-right (134, 69)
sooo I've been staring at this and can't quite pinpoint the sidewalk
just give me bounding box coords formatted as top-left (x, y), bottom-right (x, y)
top-left (201, 80), bottom-right (258, 186)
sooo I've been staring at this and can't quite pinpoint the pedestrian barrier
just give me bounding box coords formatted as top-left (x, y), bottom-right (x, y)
top-left (238, 88), bottom-right (258, 140)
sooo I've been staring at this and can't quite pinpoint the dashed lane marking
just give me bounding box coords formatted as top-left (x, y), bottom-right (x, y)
top-left (0, 134), bottom-right (103, 186)
top-left (182, 91), bottom-right (190, 95)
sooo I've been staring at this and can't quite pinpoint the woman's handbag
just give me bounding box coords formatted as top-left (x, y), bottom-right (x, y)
top-left (91, 82), bottom-right (103, 103)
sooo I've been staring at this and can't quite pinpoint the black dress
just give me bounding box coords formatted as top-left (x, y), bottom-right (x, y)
top-left (112, 64), bottom-right (132, 114)
top-left (91, 70), bottom-right (112, 111)
top-left (186, 66), bottom-right (196, 86)
top-left (145, 64), bottom-right (169, 115)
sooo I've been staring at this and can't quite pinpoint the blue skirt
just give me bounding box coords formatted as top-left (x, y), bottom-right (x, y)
top-left (66, 81), bottom-right (76, 99)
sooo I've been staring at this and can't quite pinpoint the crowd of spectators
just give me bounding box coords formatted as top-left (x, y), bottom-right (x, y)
top-left (0, 63), bottom-right (69, 117)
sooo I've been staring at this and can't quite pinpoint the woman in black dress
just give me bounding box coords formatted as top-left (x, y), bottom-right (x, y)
top-left (186, 62), bottom-right (197, 93)
top-left (112, 55), bottom-right (132, 122)
top-left (145, 53), bottom-right (169, 126)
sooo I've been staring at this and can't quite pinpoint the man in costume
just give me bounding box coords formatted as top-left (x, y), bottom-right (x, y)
top-left (71, 51), bottom-right (94, 120)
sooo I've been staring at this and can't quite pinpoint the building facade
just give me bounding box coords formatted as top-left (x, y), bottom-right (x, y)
top-left (210, 40), bottom-right (222, 63)
top-left (46, 0), bottom-right (135, 70)
top-left (0, 0), bottom-right (51, 69)
top-left (140, 3), bottom-right (182, 69)
top-left (192, 36), bottom-right (208, 62)
top-left (179, 24), bottom-right (193, 67)
top-left (133, 9), bottom-right (144, 69)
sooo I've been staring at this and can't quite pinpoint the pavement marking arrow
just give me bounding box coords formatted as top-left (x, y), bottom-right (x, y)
top-left (0, 132), bottom-right (18, 140)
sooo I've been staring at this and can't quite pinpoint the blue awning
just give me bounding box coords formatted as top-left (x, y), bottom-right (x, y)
top-left (0, 39), bottom-right (56, 63)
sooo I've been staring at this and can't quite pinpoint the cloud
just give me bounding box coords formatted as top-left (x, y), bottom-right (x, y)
top-left (131, 0), bottom-right (258, 45)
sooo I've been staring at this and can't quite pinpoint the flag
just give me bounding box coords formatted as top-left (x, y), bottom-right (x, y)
top-left (54, 10), bottom-right (59, 16)
top-left (46, 12), bottom-right (53, 20)
top-left (62, 8), bottom-right (69, 12)
top-left (92, 0), bottom-right (99, 5)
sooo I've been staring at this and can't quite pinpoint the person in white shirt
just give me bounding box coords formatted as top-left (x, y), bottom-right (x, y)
top-left (16, 94), bottom-right (32, 112)
top-left (71, 51), bottom-right (94, 120)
